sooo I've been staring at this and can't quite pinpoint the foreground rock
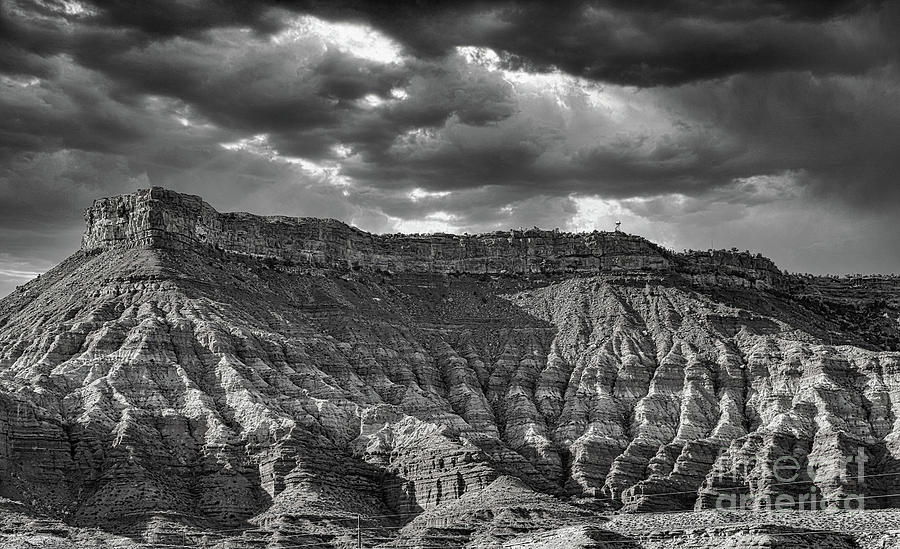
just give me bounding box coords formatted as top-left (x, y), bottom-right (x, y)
top-left (0, 187), bottom-right (898, 547)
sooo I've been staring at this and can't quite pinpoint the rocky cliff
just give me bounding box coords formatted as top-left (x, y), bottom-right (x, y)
top-left (1, 188), bottom-right (899, 548)
top-left (82, 187), bottom-right (793, 287)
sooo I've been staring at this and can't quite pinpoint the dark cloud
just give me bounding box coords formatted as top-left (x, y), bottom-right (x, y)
top-left (1, 0), bottom-right (900, 298)
top-left (7, 1), bottom-right (893, 86)
top-left (87, 0), bottom-right (286, 37)
top-left (664, 69), bottom-right (900, 209)
top-left (295, 0), bottom-right (895, 86)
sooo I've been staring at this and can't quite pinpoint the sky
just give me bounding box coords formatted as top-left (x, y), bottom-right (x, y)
top-left (2, 0), bottom-right (900, 297)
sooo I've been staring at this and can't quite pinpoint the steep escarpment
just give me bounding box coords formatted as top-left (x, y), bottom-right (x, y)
top-left (81, 187), bottom-right (796, 293)
top-left (81, 187), bottom-right (672, 275)
top-left (1, 188), bottom-right (899, 548)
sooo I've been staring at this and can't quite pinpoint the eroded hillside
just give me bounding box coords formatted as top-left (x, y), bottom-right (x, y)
top-left (0, 188), bottom-right (898, 548)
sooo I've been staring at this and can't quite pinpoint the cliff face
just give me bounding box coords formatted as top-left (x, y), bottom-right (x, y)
top-left (81, 187), bottom-right (675, 275)
top-left (1, 188), bottom-right (899, 548)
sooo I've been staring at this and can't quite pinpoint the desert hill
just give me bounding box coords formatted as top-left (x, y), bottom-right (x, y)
top-left (0, 187), bottom-right (899, 548)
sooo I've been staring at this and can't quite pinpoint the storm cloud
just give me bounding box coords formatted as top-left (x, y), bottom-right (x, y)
top-left (1, 0), bottom-right (899, 296)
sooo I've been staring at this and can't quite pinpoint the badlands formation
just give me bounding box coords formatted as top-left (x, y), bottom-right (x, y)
top-left (0, 187), bottom-right (899, 548)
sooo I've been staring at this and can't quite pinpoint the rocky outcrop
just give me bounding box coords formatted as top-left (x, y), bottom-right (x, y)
top-left (1, 187), bottom-right (899, 547)
top-left (81, 187), bottom-right (672, 275)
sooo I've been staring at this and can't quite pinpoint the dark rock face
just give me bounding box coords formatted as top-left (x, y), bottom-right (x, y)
top-left (1, 188), bottom-right (899, 547)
